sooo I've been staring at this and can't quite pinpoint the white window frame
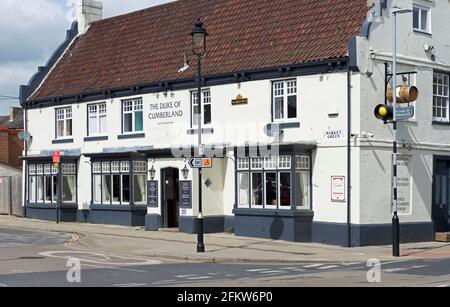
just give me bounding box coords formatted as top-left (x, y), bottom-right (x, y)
top-left (122, 98), bottom-right (144, 134)
top-left (272, 79), bottom-right (298, 122)
top-left (413, 4), bottom-right (431, 34)
top-left (56, 107), bottom-right (72, 139)
top-left (191, 89), bottom-right (212, 127)
top-left (433, 72), bottom-right (450, 123)
top-left (295, 155), bottom-right (311, 209)
top-left (251, 172), bottom-right (264, 209)
top-left (264, 171), bottom-right (278, 209)
top-left (88, 103), bottom-right (107, 136)
top-left (278, 171), bottom-right (292, 210)
top-left (237, 172), bottom-right (250, 208)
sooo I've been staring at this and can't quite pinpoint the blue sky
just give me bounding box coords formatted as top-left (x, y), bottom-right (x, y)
top-left (0, 0), bottom-right (172, 114)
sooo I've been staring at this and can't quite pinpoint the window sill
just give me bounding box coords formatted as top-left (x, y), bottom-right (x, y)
top-left (84, 135), bottom-right (108, 142)
top-left (26, 203), bottom-right (78, 209)
top-left (118, 133), bottom-right (145, 140)
top-left (90, 204), bottom-right (147, 211)
top-left (432, 121), bottom-right (450, 126)
top-left (52, 138), bottom-right (74, 144)
top-left (413, 29), bottom-right (432, 36)
top-left (233, 208), bottom-right (314, 217)
top-left (187, 128), bottom-right (214, 135)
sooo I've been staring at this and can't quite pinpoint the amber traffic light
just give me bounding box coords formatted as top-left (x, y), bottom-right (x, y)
top-left (374, 104), bottom-right (394, 121)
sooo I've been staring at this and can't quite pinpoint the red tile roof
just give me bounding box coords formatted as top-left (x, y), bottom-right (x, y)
top-left (29, 0), bottom-right (369, 102)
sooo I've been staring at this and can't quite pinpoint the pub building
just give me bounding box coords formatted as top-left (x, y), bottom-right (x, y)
top-left (19, 0), bottom-right (450, 246)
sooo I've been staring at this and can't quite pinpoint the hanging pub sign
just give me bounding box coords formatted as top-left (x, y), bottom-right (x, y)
top-left (231, 94), bottom-right (248, 106)
top-left (179, 181), bottom-right (192, 208)
top-left (147, 181), bottom-right (158, 207)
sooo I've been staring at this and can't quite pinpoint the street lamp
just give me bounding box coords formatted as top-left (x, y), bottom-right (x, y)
top-left (191, 19), bottom-right (208, 253)
top-left (391, 6), bottom-right (412, 257)
top-left (149, 165), bottom-right (156, 181)
top-left (182, 165), bottom-right (190, 180)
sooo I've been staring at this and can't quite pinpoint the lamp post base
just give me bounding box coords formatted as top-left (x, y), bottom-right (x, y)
top-left (197, 217), bottom-right (205, 253)
top-left (392, 213), bottom-right (400, 257)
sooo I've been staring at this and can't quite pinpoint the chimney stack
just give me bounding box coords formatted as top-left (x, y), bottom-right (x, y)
top-left (9, 107), bottom-right (22, 122)
top-left (77, 0), bottom-right (103, 34)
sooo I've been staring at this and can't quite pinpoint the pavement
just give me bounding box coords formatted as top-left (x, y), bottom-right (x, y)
top-left (1, 215), bottom-right (449, 264)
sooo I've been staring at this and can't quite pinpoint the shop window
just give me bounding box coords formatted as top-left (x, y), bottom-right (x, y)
top-left (123, 98), bottom-right (144, 134)
top-left (56, 107), bottom-right (72, 139)
top-left (88, 103), bottom-right (107, 136)
top-left (27, 163), bottom-right (77, 204)
top-left (93, 160), bottom-right (146, 205)
top-left (433, 72), bottom-right (450, 122)
top-left (192, 89), bottom-right (212, 127)
top-left (236, 154), bottom-right (311, 210)
top-left (251, 172), bottom-right (263, 208)
top-left (273, 80), bottom-right (297, 121)
top-left (295, 156), bottom-right (311, 208)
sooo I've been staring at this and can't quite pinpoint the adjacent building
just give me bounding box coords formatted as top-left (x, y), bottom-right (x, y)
top-left (0, 107), bottom-right (24, 176)
top-left (19, 0), bottom-right (450, 246)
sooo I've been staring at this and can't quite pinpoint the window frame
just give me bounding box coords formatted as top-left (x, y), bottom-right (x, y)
top-left (87, 103), bottom-right (107, 137)
top-left (191, 89), bottom-right (212, 128)
top-left (236, 154), bottom-right (309, 210)
top-left (122, 98), bottom-right (144, 134)
top-left (432, 71), bottom-right (450, 123)
top-left (413, 4), bottom-right (431, 34)
top-left (27, 162), bottom-right (77, 205)
top-left (91, 160), bottom-right (147, 206)
top-left (55, 107), bottom-right (73, 139)
top-left (272, 79), bottom-right (298, 122)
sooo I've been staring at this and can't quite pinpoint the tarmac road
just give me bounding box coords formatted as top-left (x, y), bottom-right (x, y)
top-left (0, 227), bottom-right (449, 287)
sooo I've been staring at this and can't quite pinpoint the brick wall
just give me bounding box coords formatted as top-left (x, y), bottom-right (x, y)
top-left (0, 128), bottom-right (23, 169)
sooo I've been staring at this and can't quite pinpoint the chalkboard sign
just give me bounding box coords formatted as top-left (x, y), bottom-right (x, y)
top-left (179, 181), bottom-right (192, 208)
top-left (147, 181), bottom-right (158, 207)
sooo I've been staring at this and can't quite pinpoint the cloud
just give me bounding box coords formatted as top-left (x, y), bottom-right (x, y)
top-left (0, 0), bottom-right (171, 113)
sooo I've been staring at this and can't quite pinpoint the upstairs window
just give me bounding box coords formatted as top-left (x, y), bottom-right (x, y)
top-left (123, 98), bottom-right (143, 134)
top-left (56, 107), bottom-right (72, 139)
top-left (413, 5), bottom-right (430, 33)
top-left (88, 103), bottom-right (107, 136)
top-left (192, 89), bottom-right (212, 127)
top-left (273, 80), bottom-right (297, 121)
top-left (433, 72), bottom-right (450, 122)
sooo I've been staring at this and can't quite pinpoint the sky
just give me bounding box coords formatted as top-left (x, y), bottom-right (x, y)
top-left (0, 0), bottom-right (172, 114)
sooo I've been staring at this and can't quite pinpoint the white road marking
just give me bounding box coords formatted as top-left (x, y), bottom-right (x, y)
top-left (260, 270), bottom-right (286, 274)
top-left (246, 268), bottom-right (271, 272)
top-left (186, 276), bottom-right (212, 280)
top-left (436, 284), bottom-right (449, 288)
top-left (39, 251), bottom-right (161, 266)
top-left (281, 267), bottom-right (299, 270)
top-left (83, 263), bottom-right (147, 273)
top-left (384, 268), bottom-right (409, 273)
top-left (411, 265), bottom-right (428, 269)
top-left (175, 274), bottom-right (198, 278)
top-left (113, 282), bottom-right (147, 287)
top-left (0, 283), bottom-right (7, 287)
top-left (318, 265), bottom-right (339, 270)
top-left (342, 262), bottom-right (360, 266)
top-left (303, 264), bottom-right (324, 268)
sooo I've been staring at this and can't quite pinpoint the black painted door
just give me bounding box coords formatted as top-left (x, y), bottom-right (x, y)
top-left (433, 160), bottom-right (450, 232)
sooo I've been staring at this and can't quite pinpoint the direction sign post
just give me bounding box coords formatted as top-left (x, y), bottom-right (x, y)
top-left (189, 158), bottom-right (213, 169)
top-left (52, 151), bottom-right (61, 224)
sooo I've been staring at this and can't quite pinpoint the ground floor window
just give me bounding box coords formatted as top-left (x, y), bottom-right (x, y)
top-left (237, 154), bottom-right (311, 209)
top-left (92, 160), bottom-right (147, 205)
top-left (27, 163), bottom-right (77, 204)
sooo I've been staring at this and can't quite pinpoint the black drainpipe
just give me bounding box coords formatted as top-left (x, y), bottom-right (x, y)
top-left (23, 103), bottom-right (28, 218)
top-left (347, 61), bottom-right (352, 248)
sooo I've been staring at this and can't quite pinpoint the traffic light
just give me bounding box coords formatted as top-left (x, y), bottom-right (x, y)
top-left (374, 104), bottom-right (394, 121)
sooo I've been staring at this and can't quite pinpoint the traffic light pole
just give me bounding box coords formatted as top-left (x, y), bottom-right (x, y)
top-left (392, 11), bottom-right (400, 257)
